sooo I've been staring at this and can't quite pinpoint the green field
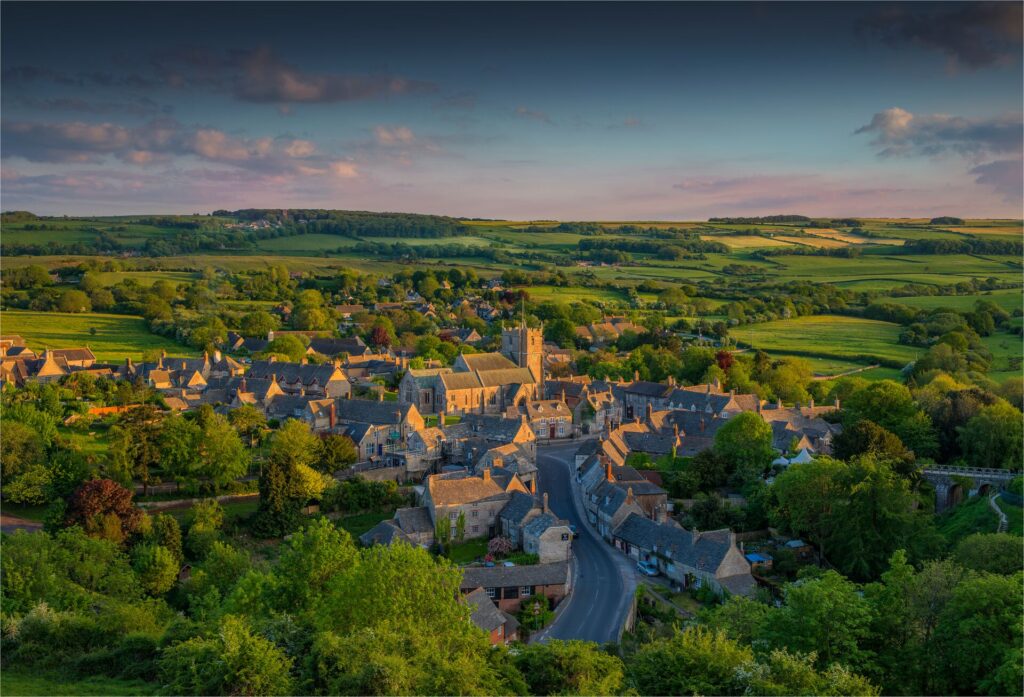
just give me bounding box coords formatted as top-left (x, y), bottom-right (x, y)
top-left (981, 332), bottom-right (1024, 382)
top-left (524, 285), bottom-right (629, 304)
top-left (888, 289), bottom-right (1023, 313)
top-left (92, 270), bottom-right (198, 286)
top-left (741, 315), bottom-right (919, 367)
top-left (1, 310), bottom-right (194, 361)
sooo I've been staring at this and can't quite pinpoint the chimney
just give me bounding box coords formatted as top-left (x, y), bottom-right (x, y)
top-left (561, 387), bottom-right (566, 403)
top-left (271, 373), bottom-right (277, 386)
top-left (378, 390), bottom-right (384, 402)
top-left (542, 492), bottom-right (549, 514)
top-left (834, 397), bottom-right (841, 409)
top-left (673, 423), bottom-right (679, 439)
top-left (239, 377), bottom-right (247, 392)
top-left (776, 397), bottom-right (783, 409)
top-left (626, 487), bottom-right (635, 505)
top-left (482, 467), bottom-right (491, 483)
top-left (269, 355), bottom-right (277, 363)
top-left (809, 397), bottom-right (814, 408)
top-left (700, 417), bottom-right (705, 433)
top-left (125, 356), bottom-right (132, 369)
top-left (706, 383), bottom-right (711, 394)
top-left (214, 349), bottom-right (222, 363)
top-left (729, 388), bottom-right (735, 397)
top-left (645, 403), bottom-right (653, 422)
top-left (203, 350), bottom-right (209, 363)
top-left (530, 478), bottom-right (536, 493)
top-left (161, 349), bottom-right (167, 359)
top-left (329, 400), bottom-right (336, 429)
top-left (633, 369), bottom-right (640, 382)
top-left (667, 375), bottom-right (675, 387)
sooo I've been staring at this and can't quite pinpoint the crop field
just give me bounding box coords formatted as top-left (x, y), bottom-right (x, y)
top-left (981, 333), bottom-right (1024, 382)
top-left (740, 315), bottom-right (919, 367)
top-left (1, 310), bottom-right (194, 361)
top-left (255, 234), bottom-right (361, 252)
top-left (810, 230), bottom-right (905, 246)
top-left (700, 235), bottom-right (793, 249)
top-left (775, 235), bottom-right (849, 249)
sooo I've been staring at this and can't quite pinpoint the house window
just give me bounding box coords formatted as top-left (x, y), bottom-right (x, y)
top-left (472, 510), bottom-right (478, 518)
top-left (472, 525), bottom-right (479, 533)
top-left (520, 586), bottom-right (532, 597)
top-left (504, 587), bottom-right (519, 599)
top-left (486, 587), bottom-right (497, 599)
top-left (450, 512), bottom-right (457, 520)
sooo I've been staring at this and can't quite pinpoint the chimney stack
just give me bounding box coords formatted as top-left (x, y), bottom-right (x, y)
top-left (633, 369), bottom-right (640, 382)
top-left (482, 467), bottom-right (492, 483)
top-left (668, 375), bottom-right (675, 387)
top-left (214, 349), bottom-right (222, 363)
top-left (645, 403), bottom-right (653, 422)
top-left (605, 461), bottom-right (615, 482)
top-left (626, 487), bottom-right (635, 505)
top-left (834, 396), bottom-right (841, 409)
top-left (776, 397), bottom-right (783, 409)
top-left (329, 400), bottom-right (336, 429)
top-left (809, 397), bottom-right (814, 408)
top-left (378, 390), bottom-right (384, 402)
top-left (673, 423), bottom-right (679, 439)
top-left (542, 492), bottom-right (549, 514)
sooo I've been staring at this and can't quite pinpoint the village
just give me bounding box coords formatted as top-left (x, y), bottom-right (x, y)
top-left (0, 310), bottom-right (844, 643)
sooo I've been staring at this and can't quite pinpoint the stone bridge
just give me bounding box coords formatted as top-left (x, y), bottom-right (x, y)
top-left (921, 466), bottom-right (1020, 513)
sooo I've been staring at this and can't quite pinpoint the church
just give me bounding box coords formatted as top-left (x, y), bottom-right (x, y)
top-left (399, 321), bottom-right (544, 415)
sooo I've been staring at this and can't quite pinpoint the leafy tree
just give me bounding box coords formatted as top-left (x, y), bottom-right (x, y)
top-left (197, 410), bottom-right (249, 487)
top-left (769, 571), bottom-right (872, 671)
top-left (158, 414), bottom-right (201, 488)
top-left (369, 324), bottom-right (393, 349)
top-left (953, 533), bottom-right (1023, 575)
top-left (131, 543), bottom-right (178, 595)
top-left (455, 510), bottom-right (466, 543)
top-left (745, 649), bottom-right (880, 696)
top-left (514, 640), bottom-right (624, 695)
top-left (957, 400), bottom-right (1024, 469)
top-left (0, 420), bottom-right (45, 487)
top-left (841, 380), bottom-right (937, 458)
top-left (714, 411), bottom-right (776, 486)
top-left (832, 419), bottom-right (914, 471)
top-left (317, 434), bottom-right (358, 473)
top-left (158, 615), bottom-right (293, 696)
top-left (64, 479), bottom-right (143, 544)
top-left (57, 289), bottom-right (91, 313)
top-left (544, 318), bottom-right (578, 348)
top-left (254, 420), bottom-right (328, 536)
top-left (150, 513), bottom-right (183, 565)
top-left (262, 334), bottom-right (307, 362)
top-left (229, 404), bottom-right (267, 448)
top-left (107, 405), bottom-right (163, 495)
top-left (934, 572), bottom-right (1024, 696)
top-left (240, 310), bottom-right (279, 337)
top-left (629, 627), bottom-right (752, 696)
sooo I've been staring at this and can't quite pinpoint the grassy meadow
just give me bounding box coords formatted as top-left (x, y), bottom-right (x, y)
top-left (740, 315), bottom-right (920, 367)
top-left (1, 310), bottom-right (194, 361)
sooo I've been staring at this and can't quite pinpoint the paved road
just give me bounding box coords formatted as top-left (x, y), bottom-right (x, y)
top-left (534, 442), bottom-right (636, 644)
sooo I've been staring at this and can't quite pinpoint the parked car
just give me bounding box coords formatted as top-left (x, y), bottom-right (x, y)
top-left (637, 560), bottom-right (659, 576)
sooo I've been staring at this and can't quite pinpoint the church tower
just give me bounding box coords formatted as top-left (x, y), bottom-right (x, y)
top-left (501, 315), bottom-right (544, 387)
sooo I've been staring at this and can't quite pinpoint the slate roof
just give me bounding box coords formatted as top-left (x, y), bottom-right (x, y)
top-left (341, 422), bottom-right (374, 444)
top-left (465, 588), bottom-right (508, 633)
top-left (50, 347), bottom-right (96, 363)
top-left (395, 506), bottom-right (434, 534)
top-left (522, 512), bottom-right (569, 539)
top-left (613, 513), bottom-right (739, 576)
top-left (308, 337), bottom-right (368, 357)
top-left (359, 520), bottom-right (413, 547)
top-left (622, 380), bottom-right (672, 397)
top-left (458, 353), bottom-right (518, 372)
top-left (460, 561), bottom-right (570, 590)
top-left (478, 368), bottom-right (536, 387)
top-left (334, 399), bottom-right (413, 425)
top-left (248, 360), bottom-right (345, 387)
top-left (441, 372), bottom-right (483, 390)
top-left (499, 492), bottom-right (540, 526)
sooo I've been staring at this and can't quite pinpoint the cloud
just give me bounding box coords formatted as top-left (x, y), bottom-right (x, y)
top-left (608, 116), bottom-right (645, 130)
top-left (514, 106), bottom-right (553, 124)
top-left (860, 2), bottom-right (1022, 70)
top-left (855, 107), bottom-right (1022, 158)
top-left (373, 126), bottom-right (416, 146)
top-left (229, 47), bottom-right (436, 104)
top-left (970, 158), bottom-right (1023, 202)
top-left (0, 118), bottom-right (360, 178)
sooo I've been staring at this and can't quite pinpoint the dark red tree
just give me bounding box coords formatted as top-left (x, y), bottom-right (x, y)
top-left (65, 478), bottom-right (143, 543)
top-left (715, 349), bottom-right (735, 371)
top-left (369, 325), bottom-right (392, 349)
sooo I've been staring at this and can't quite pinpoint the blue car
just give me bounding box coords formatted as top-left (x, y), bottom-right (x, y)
top-left (636, 560), bottom-right (659, 576)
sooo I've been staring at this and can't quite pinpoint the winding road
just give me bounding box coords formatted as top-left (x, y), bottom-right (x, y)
top-left (533, 441), bottom-right (636, 644)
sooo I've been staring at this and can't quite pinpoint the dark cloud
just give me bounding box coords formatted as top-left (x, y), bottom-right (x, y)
top-left (970, 158), bottom-right (1023, 202)
top-left (860, 2), bottom-right (1022, 70)
top-left (855, 107), bottom-right (1022, 158)
top-left (1, 65), bottom-right (160, 88)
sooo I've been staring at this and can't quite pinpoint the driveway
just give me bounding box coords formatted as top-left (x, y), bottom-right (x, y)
top-left (533, 441), bottom-right (637, 644)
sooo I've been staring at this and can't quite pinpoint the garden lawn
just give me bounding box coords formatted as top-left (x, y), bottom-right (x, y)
top-left (741, 315), bottom-right (918, 367)
top-left (336, 510), bottom-right (395, 538)
top-left (446, 537), bottom-right (489, 564)
top-left (0, 310), bottom-right (194, 361)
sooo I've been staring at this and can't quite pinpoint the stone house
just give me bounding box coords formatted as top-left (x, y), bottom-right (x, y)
top-left (459, 561), bottom-right (571, 613)
top-left (522, 506), bottom-right (573, 564)
top-left (611, 513), bottom-right (756, 596)
top-left (465, 587), bottom-right (519, 645)
top-left (421, 469), bottom-right (528, 540)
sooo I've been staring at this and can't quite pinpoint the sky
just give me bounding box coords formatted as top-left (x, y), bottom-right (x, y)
top-left (1, 1), bottom-right (1021, 219)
